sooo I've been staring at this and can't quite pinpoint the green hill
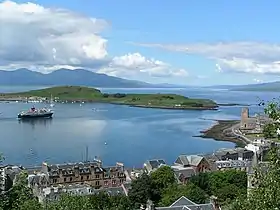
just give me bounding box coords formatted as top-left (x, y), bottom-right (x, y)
top-left (0, 86), bottom-right (218, 110)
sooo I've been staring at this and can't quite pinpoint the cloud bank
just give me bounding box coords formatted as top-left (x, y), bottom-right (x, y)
top-left (0, 1), bottom-right (189, 82)
top-left (133, 42), bottom-right (280, 75)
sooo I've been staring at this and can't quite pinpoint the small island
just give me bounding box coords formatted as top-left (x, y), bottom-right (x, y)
top-left (0, 86), bottom-right (218, 110)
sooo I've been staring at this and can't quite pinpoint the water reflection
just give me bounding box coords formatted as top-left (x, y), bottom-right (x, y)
top-left (18, 118), bottom-right (53, 129)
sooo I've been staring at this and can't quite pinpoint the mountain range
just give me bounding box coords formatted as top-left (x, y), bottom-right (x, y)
top-left (0, 69), bottom-right (190, 88)
top-left (0, 69), bottom-right (155, 88)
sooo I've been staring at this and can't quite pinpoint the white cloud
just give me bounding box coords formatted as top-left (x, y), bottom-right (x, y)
top-left (0, 1), bottom-right (188, 84)
top-left (98, 53), bottom-right (189, 79)
top-left (0, 0), bottom-right (109, 69)
top-left (133, 41), bottom-right (280, 75)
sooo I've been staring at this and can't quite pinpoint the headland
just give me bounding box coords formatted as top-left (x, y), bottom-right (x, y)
top-left (0, 85), bottom-right (218, 110)
top-left (195, 120), bottom-right (246, 147)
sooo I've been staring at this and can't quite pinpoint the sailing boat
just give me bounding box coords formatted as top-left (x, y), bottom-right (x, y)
top-left (50, 94), bottom-right (55, 108)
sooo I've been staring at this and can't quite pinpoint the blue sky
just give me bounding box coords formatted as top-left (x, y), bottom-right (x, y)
top-left (2, 0), bottom-right (280, 85)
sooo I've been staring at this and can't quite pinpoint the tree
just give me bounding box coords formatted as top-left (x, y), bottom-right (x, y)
top-left (128, 173), bottom-right (160, 207)
top-left (263, 123), bottom-right (277, 139)
top-left (189, 172), bottom-right (211, 195)
top-left (150, 166), bottom-right (176, 192)
top-left (159, 183), bottom-right (207, 206)
top-left (0, 171), bottom-right (42, 210)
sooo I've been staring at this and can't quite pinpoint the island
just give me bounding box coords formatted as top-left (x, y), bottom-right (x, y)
top-left (0, 86), bottom-right (218, 110)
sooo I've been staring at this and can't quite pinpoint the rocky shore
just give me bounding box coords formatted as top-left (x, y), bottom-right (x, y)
top-left (195, 120), bottom-right (246, 147)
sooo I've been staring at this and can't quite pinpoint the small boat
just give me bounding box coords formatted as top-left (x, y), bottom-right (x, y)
top-left (18, 106), bottom-right (53, 119)
top-left (105, 142), bottom-right (107, 145)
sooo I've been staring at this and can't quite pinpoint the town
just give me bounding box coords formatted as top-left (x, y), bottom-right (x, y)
top-left (0, 107), bottom-right (277, 209)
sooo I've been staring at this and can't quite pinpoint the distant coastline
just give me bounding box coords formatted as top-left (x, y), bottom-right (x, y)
top-left (0, 86), bottom-right (219, 111)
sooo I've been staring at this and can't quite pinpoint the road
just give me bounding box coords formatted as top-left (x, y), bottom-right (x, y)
top-left (231, 123), bottom-right (252, 144)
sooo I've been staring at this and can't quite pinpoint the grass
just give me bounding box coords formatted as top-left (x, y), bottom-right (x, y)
top-left (0, 85), bottom-right (218, 110)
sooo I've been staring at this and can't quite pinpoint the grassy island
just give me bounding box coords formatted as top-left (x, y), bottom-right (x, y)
top-left (0, 86), bottom-right (218, 110)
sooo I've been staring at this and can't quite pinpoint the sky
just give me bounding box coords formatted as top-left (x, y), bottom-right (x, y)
top-left (1, 0), bottom-right (280, 86)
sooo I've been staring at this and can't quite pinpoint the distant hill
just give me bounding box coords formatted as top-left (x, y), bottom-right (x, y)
top-left (230, 81), bottom-right (280, 92)
top-left (206, 82), bottom-right (280, 92)
top-left (0, 69), bottom-right (153, 88)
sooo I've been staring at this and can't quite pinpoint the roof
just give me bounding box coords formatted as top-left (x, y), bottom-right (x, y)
top-left (175, 155), bottom-right (204, 167)
top-left (144, 159), bottom-right (166, 171)
top-left (171, 166), bottom-right (196, 179)
top-left (155, 196), bottom-right (215, 210)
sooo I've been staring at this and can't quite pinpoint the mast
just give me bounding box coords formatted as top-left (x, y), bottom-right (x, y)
top-left (85, 145), bottom-right (88, 162)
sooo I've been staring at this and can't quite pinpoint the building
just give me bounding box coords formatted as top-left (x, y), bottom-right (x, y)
top-left (240, 107), bottom-right (269, 133)
top-left (172, 155), bottom-right (210, 183)
top-left (28, 160), bottom-right (127, 189)
top-left (36, 183), bottom-right (130, 203)
top-left (0, 165), bottom-right (23, 192)
top-left (142, 195), bottom-right (220, 210)
top-left (171, 165), bottom-right (195, 184)
top-left (215, 160), bottom-right (251, 171)
top-left (214, 147), bottom-right (254, 161)
top-left (174, 155), bottom-right (210, 173)
top-left (143, 159), bottom-right (166, 174)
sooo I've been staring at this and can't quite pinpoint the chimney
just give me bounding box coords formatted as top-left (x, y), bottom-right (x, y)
top-left (210, 195), bottom-right (221, 210)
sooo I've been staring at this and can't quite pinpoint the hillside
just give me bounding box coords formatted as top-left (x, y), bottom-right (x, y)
top-left (206, 82), bottom-right (280, 92)
top-left (0, 69), bottom-right (151, 88)
top-left (1, 86), bottom-right (218, 110)
top-left (230, 81), bottom-right (280, 92)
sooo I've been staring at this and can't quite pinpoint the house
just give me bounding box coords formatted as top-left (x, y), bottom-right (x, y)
top-left (174, 155), bottom-right (210, 173)
top-left (28, 160), bottom-right (126, 189)
top-left (143, 195), bottom-right (220, 210)
top-left (214, 148), bottom-right (254, 161)
top-left (37, 183), bottom-right (130, 203)
top-left (0, 165), bottom-right (23, 192)
top-left (171, 165), bottom-right (195, 184)
top-left (143, 159), bottom-right (166, 174)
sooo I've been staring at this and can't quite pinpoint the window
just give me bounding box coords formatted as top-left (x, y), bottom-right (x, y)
top-left (70, 177), bottom-right (73, 181)
top-left (104, 181), bottom-right (108, 186)
top-left (96, 174), bottom-right (99, 179)
top-left (81, 176), bottom-right (83, 180)
top-left (87, 175), bottom-right (89, 180)
top-left (64, 178), bottom-right (66, 182)
top-left (112, 180), bottom-right (116, 185)
top-left (120, 179), bottom-right (124, 183)
top-left (96, 181), bottom-right (100, 186)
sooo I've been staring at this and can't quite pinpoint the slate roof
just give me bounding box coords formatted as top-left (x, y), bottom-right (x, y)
top-left (155, 196), bottom-right (215, 210)
top-left (171, 165), bottom-right (196, 180)
top-left (175, 155), bottom-right (204, 167)
top-left (144, 159), bottom-right (166, 172)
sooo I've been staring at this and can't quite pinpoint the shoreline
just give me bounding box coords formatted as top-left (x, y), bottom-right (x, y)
top-left (195, 119), bottom-right (246, 147)
top-left (0, 97), bottom-right (219, 111)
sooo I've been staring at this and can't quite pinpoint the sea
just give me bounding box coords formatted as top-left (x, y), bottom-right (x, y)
top-left (0, 86), bottom-right (279, 168)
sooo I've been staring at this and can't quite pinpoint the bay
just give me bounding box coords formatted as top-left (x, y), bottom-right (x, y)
top-left (0, 86), bottom-right (278, 168)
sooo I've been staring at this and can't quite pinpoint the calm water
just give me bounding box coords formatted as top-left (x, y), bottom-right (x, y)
top-left (0, 86), bottom-right (279, 168)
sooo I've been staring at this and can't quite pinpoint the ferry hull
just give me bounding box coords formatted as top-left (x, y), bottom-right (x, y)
top-left (18, 112), bottom-right (53, 119)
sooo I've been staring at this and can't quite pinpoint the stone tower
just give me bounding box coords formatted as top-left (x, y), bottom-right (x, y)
top-left (241, 107), bottom-right (249, 129)
top-left (247, 150), bottom-right (258, 196)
